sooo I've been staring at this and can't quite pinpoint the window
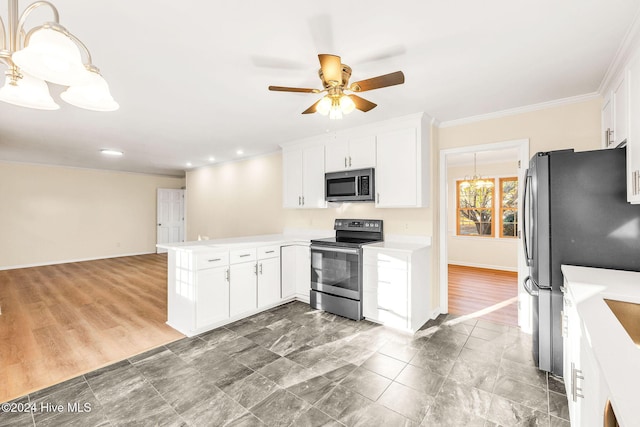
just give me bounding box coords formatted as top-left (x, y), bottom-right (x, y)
top-left (456, 176), bottom-right (518, 238)
top-left (456, 179), bottom-right (494, 237)
top-left (500, 177), bottom-right (518, 238)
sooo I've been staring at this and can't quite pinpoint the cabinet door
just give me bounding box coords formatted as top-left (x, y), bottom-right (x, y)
top-left (579, 335), bottom-right (600, 426)
top-left (627, 54), bottom-right (640, 203)
top-left (602, 94), bottom-right (614, 148)
top-left (376, 267), bottom-right (408, 329)
top-left (295, 245), bottom-right (311, 299)
top-left (348, 135), bottom-right (376, 169)
top-left (302, 145), bottom-right (326, 208)
top-left (196, 266), bottom-right (229, 328)
top-left (282, 149), bottom-right (303, 208)
top-left (325, 141), bottom-right (350, 172)
top-left (229, 262), bottom-right (257, 317)
top-left (258, 257), bottom-right (281, 307)
top-left (376, 128), bottom-right (418, 207)
top-left (614, 75), bottom-right (629, 146)
top-left (362, 263), bottom-right (379, 321)
top-left (280, 246), bottom-right (296, 299)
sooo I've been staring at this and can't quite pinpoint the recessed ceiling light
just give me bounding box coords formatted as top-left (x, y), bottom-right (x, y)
top-left (186, 162), bottom-right (192, 167)
top-left (208, 156), bottom-right (215, 162)
top-left (236, 150), bottom-right (244, 155)
top-left (100, 149), bottom-right (123, 156)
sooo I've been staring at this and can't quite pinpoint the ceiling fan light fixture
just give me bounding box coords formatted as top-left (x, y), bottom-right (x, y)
top-left (316, 96), bottom-right (331, 115)
top-left (0, 72), bottom-right (59, 110)
top-left (61, 69), bottom-right (119, 111)
top-left (339, 95), bottom-right (355, 114)
top-left (13, 25), bottom-right (90, 86)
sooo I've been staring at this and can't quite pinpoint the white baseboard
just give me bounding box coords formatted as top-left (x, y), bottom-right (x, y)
top-left (0, 251), bottom-right (156, 271)
top-left (448, 261), bottom-right (517, 272)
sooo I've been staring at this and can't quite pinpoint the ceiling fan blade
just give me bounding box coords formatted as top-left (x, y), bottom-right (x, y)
top-left (349, 71), bottom-right (405, 92)
top-left (318, 54), bottom-right (342, 85)
top-left (302, 99), bottom-right (322, 114)
top-left (348, 94), bottom-right (377, 112)
top-left (268, 86), bottom-right (318, 93)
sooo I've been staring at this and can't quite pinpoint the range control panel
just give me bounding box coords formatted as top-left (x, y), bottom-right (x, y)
top-left (334, 219), bottom-right (383, 231)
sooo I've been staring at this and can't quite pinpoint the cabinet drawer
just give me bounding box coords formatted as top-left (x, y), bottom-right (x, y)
top-left (196, 251), bottom-right (229, 270)
top-left (230, 248), bottom-right (257, 264)
top-left (258, 245), bottom-right (280, 260)
top-left (363, 250), bottom-right (409, 269)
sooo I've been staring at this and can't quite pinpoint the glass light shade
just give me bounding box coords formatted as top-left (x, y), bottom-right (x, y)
top-left (12, 27), bottom-right (92, 86)
top-left (329, 105), bottom-right (343, 120)
top-left (339, 95), bottom-right (356, 114)
top-left (61, 71), bottom-right (119, 111)
top-left (0, 73), bottom-right (59, 110)
top-left (316, 96), bottom-right (331, 115)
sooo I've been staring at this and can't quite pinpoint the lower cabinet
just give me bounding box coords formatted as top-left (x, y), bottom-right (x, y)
top-left (196, 265), bottom-right (230, 328)
top-left (281, 244), bottom-right (311, 302)
top-left (229, 260), bottom-right (258, 317)
top-left (257, 254), bottom-right (281, 307)
top-left (362, 245), bottom-right (431, 332)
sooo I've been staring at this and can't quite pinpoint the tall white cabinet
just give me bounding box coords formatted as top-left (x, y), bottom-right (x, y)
top-left (282, 144), bottom-right (326, 209)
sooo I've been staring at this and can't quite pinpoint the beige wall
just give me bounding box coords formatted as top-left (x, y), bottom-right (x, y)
top-left (447, 161), bottom-right (519, 271)
top-left (186, 152), bottom-right (285, 241)
top-left (0, 162), bottom-right (185, 269)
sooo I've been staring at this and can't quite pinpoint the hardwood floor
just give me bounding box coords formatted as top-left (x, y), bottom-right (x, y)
top-left (448, 264), bottom-right (518, 327)
top-left (0, 254), bottom-right (183, 403)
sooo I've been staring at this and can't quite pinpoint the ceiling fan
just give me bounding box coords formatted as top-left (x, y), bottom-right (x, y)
top-left (268, 54), bottom-right (405, 119)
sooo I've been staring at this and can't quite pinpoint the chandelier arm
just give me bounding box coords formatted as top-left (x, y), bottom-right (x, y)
top-left (0, 16), bottom-right (5, 51)
top-left (16, 1), bottom-right (59, 51)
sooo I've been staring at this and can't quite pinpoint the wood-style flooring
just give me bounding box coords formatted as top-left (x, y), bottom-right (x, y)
top-left (0, 254), bottom-right (183, 403)
top-left (448, 264), bottom-right (518, 327)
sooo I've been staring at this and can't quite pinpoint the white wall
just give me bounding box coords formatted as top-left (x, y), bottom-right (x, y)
top-left (447, 161), bottom-right (519, 271)
top-left (0, 162), bottom-right (185, 269)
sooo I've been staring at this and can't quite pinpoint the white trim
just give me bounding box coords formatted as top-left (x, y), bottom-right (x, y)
top-left (448, 262), bottom-right (518, 273)
top-left (0, 251), bottom-right (155, 271)
top-left (439, 138), bottom-right (530, 331)
top-left (438, 93), bottom-right (600, 128)
top-left (598, 7), bottom-right (640, 95)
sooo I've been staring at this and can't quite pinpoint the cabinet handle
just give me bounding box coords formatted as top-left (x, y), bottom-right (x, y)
top-left (376, 192), bottom-right (380, 203)
top-left (207, 258), bottom-right (221, 262)
top-left (609, 129), bottom-right (615, 146)
top-left (239, 254), bottom-right (251, 258)
top-left (571, 363), bottom-right (585, 402)
top-left (344, 157), bottom-right (347, 168)
top-left (265, 250), bottom-right (275, 254)
top-left (259, 263), bottom-right (263, 274)
top-left (225, 269), bottom-right (230, 282)
top-left (349, 156), bottom-right (352, 167)
top-left (298, 196), bottom-right (301, 206)
top-left (302, 196), bottom-right (305, 205)
top-left (254, 263), bottom-right (258, 275)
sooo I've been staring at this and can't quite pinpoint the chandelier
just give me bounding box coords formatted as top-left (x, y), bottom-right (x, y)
top-left (460, 153), bottom-right (494, 189)
top-left (315, 88), bottom-right (356, 120)
top-left (0, 0), bottom-right (118, 111)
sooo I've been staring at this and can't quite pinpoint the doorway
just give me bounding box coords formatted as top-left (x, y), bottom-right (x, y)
top-left (439, 139), bottom-right (532, 333)
top-left (156, 188), bottom-right (185, 253)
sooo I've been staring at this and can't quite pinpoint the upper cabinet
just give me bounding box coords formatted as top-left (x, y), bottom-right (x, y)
top-left (602, 93), bottom-right (614, 148)
top-left (280, 112), bottom-right (431, 209)
top-left (627, 53), bottom-right (640, 203)
top-left (613, 74), bottom-right (629, 147)
top-left (325, 134), bottom-right (376, 172)
top-left (282, 143), bottom-right (327, 209)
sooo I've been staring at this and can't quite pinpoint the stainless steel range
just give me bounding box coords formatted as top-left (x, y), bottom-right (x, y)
top-left (310, 219), bottom-right (383, 320)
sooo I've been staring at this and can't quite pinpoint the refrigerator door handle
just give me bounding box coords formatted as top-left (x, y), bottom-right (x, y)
top-left (522, 172), bottom-right (532, 267)
top-left (523, 275), bottom-right (540, 296)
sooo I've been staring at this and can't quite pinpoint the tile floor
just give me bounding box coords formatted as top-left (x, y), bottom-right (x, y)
top-left (0, 302), bottom-right (570, 426)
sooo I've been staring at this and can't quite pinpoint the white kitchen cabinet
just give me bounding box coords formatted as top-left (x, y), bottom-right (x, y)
top-left (282, 144), bottom-right (326, 208)
top-left (325, 134), bottom-right (376, 172)
top-left (602, 93), bottom-right (614, 148)
top-left (362, 244), bottom-right (431, 332)
top-left (375, 119), bottom-right (430, 208)
top-left (196, 265), bottom-right (229, 328)
top-left (229, 260), bottom-right (257, 317)
top-left (281, 244), bottom-right (311, 302)
top-left (257, 246), bottom-right (281, 307)
top-left (167, 249), bottom-right (230, 336)
top-left (613, 74), bottom-right (629, 147)
top-left (626, 53), bottom-right (640, 203)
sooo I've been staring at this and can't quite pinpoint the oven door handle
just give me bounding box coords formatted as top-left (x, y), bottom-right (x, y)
top-left (310, 245), bottom-right (360, 255)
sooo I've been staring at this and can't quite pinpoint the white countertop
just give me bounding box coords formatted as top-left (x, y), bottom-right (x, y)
top-left (365, 235), bottom-right (432, 251)
top-left (157, 233), bottom-right (317, 251)
top-left (561, 265), bottom-right (640, 427)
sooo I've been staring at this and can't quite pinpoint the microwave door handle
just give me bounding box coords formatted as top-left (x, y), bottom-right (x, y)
top-left (355, 176), bottom-right (359, 196)
top-left (522, 171), bottom-right (532, 267)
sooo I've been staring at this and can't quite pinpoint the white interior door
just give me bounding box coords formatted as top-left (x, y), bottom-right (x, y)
top-left (157, 188), bottom-right (185, 253)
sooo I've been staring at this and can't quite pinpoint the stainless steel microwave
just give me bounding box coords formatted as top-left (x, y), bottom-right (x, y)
top-left (325, 168), bottom-right (375, 202)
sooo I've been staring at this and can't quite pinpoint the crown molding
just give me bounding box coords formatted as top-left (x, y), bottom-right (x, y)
top-left (437, 92), bottom-right (600, 128)
top-left (598, 7), bottom-right (640, 94)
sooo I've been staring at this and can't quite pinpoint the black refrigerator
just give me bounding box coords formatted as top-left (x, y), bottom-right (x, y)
top-left (523, 147), bottom-right (640, 377)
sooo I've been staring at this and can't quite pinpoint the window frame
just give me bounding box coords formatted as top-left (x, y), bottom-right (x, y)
top-left (456, 179), bottom-right (495, 238)
top-left (499, 177), bottom-right (519, 238)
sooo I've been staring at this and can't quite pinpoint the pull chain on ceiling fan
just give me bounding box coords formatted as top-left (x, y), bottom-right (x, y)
top-left (268, 54), bottom-right (404, 119)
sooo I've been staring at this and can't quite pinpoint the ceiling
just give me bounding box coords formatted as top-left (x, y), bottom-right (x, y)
top-left (0, 0), bottom-right (638, 177)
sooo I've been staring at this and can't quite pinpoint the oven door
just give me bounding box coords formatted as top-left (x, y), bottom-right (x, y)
top-left (310, 245), bottom-right (362, 300)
